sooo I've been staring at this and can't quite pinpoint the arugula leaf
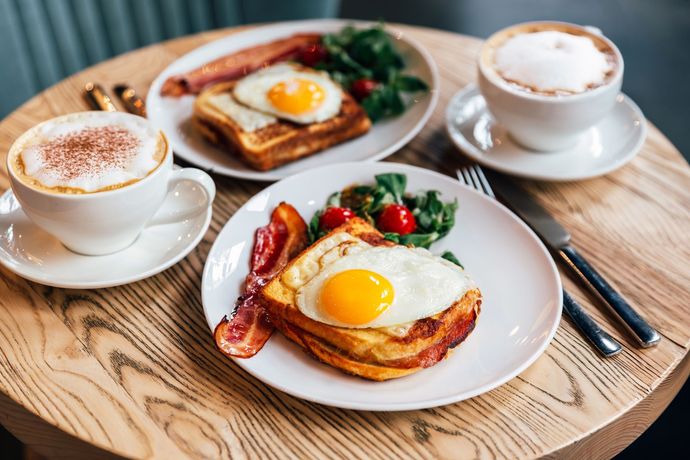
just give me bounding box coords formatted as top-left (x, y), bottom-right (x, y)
top-left (375, 173), bottom-right (406, 204)
top-left (307, 211), bottom-right (322, 243)
top-left (394, 75), bottom-right (429, 92)
top-left (326, 191), bottom-right (341, 207)
top-left (352, 185), bottom-right (374, 195)
top-left (361, 90), bottom-right (386, 122)
top-left (412, 191), bottom-right (456, 237)
top-left (316, 24), bottom-right (428, 122)
top-left (398, 232), bottom-right (440, 249)
top-left (440, 251), bottom-right (464, 268)
top-left (383, 232), bottom-right (400, 243)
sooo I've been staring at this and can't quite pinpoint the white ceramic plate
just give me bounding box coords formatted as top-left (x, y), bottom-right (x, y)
top-left (147, 19), bottom-right (439, 181)
top-left (0, 172), bottom-right (212, 289)
top-left (446, 84), bottom-right (647, 181)
top-left (202, 162), bottom-right (562, 411)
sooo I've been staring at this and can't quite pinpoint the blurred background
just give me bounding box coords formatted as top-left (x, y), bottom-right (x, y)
top-left (0, 0), bottom-right (687, 458)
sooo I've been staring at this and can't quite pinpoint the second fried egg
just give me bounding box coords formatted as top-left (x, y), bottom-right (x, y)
top-left (233, 63), bottom-right (343, 124)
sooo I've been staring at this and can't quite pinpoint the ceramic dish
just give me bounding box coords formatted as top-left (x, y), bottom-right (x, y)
top-left (446, 84), bottom-right (647, 181)
top-left (202, 162), bottom-right (562, 410)
top-left (148, 19), bottom-right (439, 181)
top-left (0, 174), bottom-right (212, 289)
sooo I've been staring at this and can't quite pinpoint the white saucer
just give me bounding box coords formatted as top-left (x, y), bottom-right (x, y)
top-left (446, 84), bottom-right (647, 181)
top-left (0, 177), bottom-right (212, 289)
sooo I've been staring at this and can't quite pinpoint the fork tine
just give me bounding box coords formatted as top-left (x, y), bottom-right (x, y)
top-left (461, 168), bottom-right (476, 190)
top-left (468, 166), bottom-right (484, 194)
top-left (473, 165), bottom-right (496, 199)
top-left (455, 169), bottom-right (467, 187)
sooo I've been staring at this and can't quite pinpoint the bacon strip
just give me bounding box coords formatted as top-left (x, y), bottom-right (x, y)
top-left (161, 33), bottom-right (322, 97)
top-left (214, 203), bottom-right (308, 358)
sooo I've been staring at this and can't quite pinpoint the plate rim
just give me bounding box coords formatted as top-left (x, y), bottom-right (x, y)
top-left (445, 83), bottom-right (648, 181)
top-left (146, 18), bottom-right (440, 182)
top-left (0, 185), bottom-right (213, 289)
top-left (201, 161), bottom-right (563, 411)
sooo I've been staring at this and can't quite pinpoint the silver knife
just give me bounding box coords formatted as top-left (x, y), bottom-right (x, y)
top-left (485, 170), bottom-right (660, 348)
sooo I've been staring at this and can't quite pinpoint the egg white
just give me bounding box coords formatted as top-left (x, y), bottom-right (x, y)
top-left (233, 63), bottom-right (343, 124)
top-left (206, 93), bottom-right (277, 132)
top-left (292, 238), bottom-right (475, 329)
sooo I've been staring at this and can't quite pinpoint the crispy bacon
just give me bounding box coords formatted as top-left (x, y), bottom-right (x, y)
top-left (161, 33), bottom-right (322, 96)
top-left (214, 203), bottom-right (308, 358)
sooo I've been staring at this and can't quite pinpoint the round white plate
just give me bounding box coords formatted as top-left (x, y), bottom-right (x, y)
top-left (147, 19), bottom-right (438, 182)
top-left (0, 175), bottom-right (212, 289)
top-left (446, 84), bottom-right (647, 181)
top-left (202, 162), bottom-right (562, 411)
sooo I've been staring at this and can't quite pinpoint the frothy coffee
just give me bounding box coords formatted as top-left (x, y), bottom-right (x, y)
top-left (482, 23), bottom-right (618, 96)
top-left (9, 112), bottom-right (166, 194)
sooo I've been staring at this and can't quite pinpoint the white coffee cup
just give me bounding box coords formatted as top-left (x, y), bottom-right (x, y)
top-left (7, 112), bottom-right (216, 255)
top-left (478, 21), bottom-right (624, 151)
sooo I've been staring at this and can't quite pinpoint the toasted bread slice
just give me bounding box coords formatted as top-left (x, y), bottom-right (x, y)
top-left (260, 218), bottom-right (482, 381)
top-left (192, 79), bottom-right (371, 171)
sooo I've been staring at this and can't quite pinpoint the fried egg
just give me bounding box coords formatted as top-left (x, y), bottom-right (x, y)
top-left (285, 233), bottom-right (474, 329)
top-left (233, 63), bottom-right (343, 124)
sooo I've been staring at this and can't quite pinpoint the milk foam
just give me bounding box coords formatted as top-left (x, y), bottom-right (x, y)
top-left (18, 112), bottom-right (162, 192)
top-left (494, 31), bottom-right (613, 94)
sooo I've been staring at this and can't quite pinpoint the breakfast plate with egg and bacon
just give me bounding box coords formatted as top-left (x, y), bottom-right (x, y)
top-left (147, 20), bottom-right (438, 181)
top-left (201, 163), bottom-right (562, 410)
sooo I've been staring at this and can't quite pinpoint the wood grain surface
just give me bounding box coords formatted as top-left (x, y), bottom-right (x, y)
top-left (0, 24), bottom-right (689, 460)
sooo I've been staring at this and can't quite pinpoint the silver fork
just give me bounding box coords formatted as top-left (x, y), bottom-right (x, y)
top-left (457, 165), bottom-right (623, 357)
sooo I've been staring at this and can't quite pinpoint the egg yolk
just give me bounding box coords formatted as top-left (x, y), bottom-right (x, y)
top-left (319, 269), bottom-right (394, 326)
top-left (267, 78), bottom-right (325, 115)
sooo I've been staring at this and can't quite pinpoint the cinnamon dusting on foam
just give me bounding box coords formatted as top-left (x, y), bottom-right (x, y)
top-left (11, 112), bottom-right (166, 194)
top-left (34, 127), bottom-right (140, 182)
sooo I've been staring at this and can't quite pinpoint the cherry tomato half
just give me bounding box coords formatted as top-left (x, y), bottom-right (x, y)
top-left (350, 78), bottom-right (379, 101)
top-left (299, 44), bottom-right (328, 66)
top-left (377, 204), bottom-right (417, 235)
top-left (319, 207), bottom-right (356, 231)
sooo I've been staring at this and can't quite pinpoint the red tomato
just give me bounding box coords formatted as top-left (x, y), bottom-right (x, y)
top-left (350, 78), bottom-right (378, 101)
top-left (319, 207), bottom-right (355, 231)
top-left (299, 44), bottom-right (328, 66)
top-left (377, 204), bottom-right (417, 235)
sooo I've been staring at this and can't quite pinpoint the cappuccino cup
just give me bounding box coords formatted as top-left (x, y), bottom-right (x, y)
top-left (478, 21), bottom-right (624, 151)
top-left (7, 111), bottom-right (216, 255)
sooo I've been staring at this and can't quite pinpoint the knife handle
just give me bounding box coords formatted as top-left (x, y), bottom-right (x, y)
top-left (559, 245), bottom-right (660, 347)
top-left (562, 290), bottom-right (622, 357)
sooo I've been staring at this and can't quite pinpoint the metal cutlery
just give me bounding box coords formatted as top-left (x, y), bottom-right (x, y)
top-left (83, 82), bottom-right (117, 112)
top-left (457, 165), bottom-right (623, 357)
top-left (481, 168), bottom-right (660, 348)
top-left (113, 84), bottom-right (147, 117)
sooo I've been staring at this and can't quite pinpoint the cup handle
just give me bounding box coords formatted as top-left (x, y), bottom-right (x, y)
top-left (145, 168), bottom-right (216, 227)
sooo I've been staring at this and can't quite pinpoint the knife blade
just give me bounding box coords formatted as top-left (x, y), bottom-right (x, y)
top-left (484, 169), bottom-right (660, 348)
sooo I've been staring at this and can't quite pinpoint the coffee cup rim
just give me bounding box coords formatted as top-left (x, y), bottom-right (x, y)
top-left (6, 111), bottom-right (171, 200)
top-left (478, 21), bottom-right (624, 103)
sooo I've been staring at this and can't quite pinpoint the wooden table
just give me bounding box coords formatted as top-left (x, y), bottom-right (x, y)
top-left (0, 24), bottom-right (689, 460)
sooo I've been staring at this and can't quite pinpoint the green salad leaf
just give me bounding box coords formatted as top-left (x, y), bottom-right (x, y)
top-left (308, 173), bottom-right (464, 267)
top-left (316, 24), bottom-right (429, 122)
top-left (441, 251), bottom-right (464, 268)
